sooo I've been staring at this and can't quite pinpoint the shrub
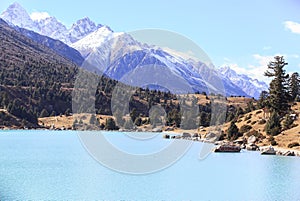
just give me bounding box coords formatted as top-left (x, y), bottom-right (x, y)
top-left (268, 136), bottom-right (278, 146)
top-left (244, 116), bottom-right (250, 121)
top-left (271, 139), bottom-right (278, 146)
top-left (246, 130), bottom-right (259, 137)
top-left (258, 119), bottom-right (266, 125)
top-left (288, 142), bottom-right (300, 148)
top-left (246, 120), bottom-right (252, 124)
top-left (256, 110), bottom-right (263, 114)
top-left (246, 130), bottom-right (265, 140)
top-left (251, 121), bottom-right (257, 125)
top-left (105, 118), bottom-right (119, 130)
top-left (239, 124), bottom-right (252, 134)
top-left (227, 121), bottom-right (239, 140)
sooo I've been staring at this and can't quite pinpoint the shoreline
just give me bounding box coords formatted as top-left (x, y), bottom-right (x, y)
top-left (1, 128), bottom-right (299, 157)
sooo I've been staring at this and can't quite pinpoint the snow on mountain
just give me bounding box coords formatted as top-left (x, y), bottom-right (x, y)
top-left (71, 26), bottom-right (121, 54)
top-left (0, 3), bottom-right (103, 44)
top-left (72, 29), bottom-right (248, 96)
top-left (0, 2), bottom-right (37, 31)
top-left (218, 66), bottom-right (268, 98)
top-left (36, 17), bottom-right (69, 44)
top-left (0, 2), bottom-right (262, 97)
top-left (68, 17), bottom-right (103, 43)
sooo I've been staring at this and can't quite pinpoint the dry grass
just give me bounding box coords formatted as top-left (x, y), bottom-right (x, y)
top-left (37, 99), bottom-right (300, 151)
top-left (38, 114), bottom-right (114, 129)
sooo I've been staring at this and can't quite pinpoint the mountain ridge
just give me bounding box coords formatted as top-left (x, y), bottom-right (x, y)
top-left (219, 66), bottom-right (268, 98)
top-left (0, 2), bottom-right (105, 44)
top-left (0, 2), bottom-right (268, 97)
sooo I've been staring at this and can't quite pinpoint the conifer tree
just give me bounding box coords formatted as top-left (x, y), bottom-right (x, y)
top-left (289, 72), bottom-right (300, 101)
top-left (264, 56), bottom-right (290, 114)
top-left (227, 121), bottom-right (239, 140)
top-left (39, 109), bottom-right (49, 118)
top-left (89, 114), bottom-right (97, 125)
top-left (257, 90), bottom-right (270, 109)
top-left (265, 112), bottom-right (281, 136)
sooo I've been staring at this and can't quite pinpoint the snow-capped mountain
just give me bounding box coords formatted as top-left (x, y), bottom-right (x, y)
top-left (72, 28), bottom-right (248, 96)
top-left (68, 17), bottom-right (103, 43)
top-left (36, 16), bottom-right (69, 44)
top-left (0, 2), bottom-right (37, 31)
top-left (15, 26), bottom-right (84, 65)
top-left (0, 2), bottom-right (103, 44)
top-left (219, 66), bottom-right (268, 98)
top-left (0, 2), bottom-right (263, 97)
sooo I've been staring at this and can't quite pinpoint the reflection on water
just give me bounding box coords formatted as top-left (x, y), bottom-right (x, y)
top-left (0, 130), bottom-right (299, 200)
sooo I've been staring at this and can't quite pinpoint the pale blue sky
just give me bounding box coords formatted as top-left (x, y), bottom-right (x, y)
top-left (0, 0), bottom-right (299, 80)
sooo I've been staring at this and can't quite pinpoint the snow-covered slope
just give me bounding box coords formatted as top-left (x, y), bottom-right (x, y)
top-left (36, 17), bottom-right (69, 44)
top-left (0, 2), bottom-right (264, 97)
top-left (68, 17), bottom-right (103, 43)
top-left (219, 66), bottom-right (268, 98)
top-left (0, 2), bottom-right (102, 44)
top-left (72, 28), bottom-right (248, 96)
top-left (0, 2), bottom-right (37, 31)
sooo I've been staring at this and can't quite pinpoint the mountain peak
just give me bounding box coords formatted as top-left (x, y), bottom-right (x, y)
top-left (219, 66), bottom-right (238, 77)
top-left (0, 2), bottom-right (36, 30)
top-left (218, 66), bottom-right (268, 98)
top-left (0, 3), bottom-right (111, 44)
top-left (75, 17), bottom-right (93, 24)
top-left (6, 2), bottom-right (24, 10)
top-left (72, 17), bottom-right (101, 29)
top-left (68, 17), bottom-right (104, 43)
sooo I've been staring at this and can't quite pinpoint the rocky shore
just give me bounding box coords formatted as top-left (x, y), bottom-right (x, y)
top-left (1, 124), bottom-right (299, 157)
top-left (163, 131), bottom-right (300, 157)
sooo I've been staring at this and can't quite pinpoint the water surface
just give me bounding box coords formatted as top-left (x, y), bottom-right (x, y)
top-left (0, 130), bottom-right (299, 200)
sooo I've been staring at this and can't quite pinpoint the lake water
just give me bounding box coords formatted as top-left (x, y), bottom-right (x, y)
top-left (0, 130), bottom-right (299, 201)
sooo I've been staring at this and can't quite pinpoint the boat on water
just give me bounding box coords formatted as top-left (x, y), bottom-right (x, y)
top-left (261, 146), bottom-right (276, 155)
top-left (214, 144), bottom-right (241, 152)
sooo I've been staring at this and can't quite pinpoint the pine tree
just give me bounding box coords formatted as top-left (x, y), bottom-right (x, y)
top-left (39, 109), bottom-right (49, 118)
top-left (289, 72), bottom-right (300, 101)
top-left (282, 113), bottom-right (294, 131)
top-left (265, 112), bottom-right (281, 136)
top-left (105, 118), bottom-right (119, 130)
top-left (264, 56), bottom-right (290, 114)
top-left (227, 121), bottom-right (239, 140)
top-left (89, 114), bottom-right (97, 125)
top-left (65, 108), bottom-right (71, 116)
top-left (257, 90), bottom-right (270, 109)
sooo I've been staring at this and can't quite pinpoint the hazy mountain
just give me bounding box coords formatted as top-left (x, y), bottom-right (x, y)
top-left (219, 66), bottom-right (268, 98)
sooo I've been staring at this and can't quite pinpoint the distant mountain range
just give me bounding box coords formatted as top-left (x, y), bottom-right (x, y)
top-left (218, 66), bottom-right (268, 98)
top-left (0, 2), bottom-right (268, 98)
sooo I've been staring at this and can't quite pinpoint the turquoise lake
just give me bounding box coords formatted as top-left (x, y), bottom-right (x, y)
top-left (0, 130), bottom-right (300, 201)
